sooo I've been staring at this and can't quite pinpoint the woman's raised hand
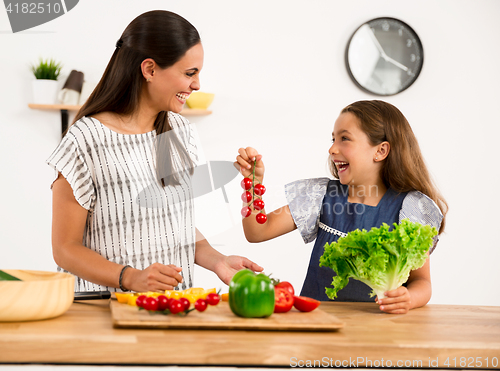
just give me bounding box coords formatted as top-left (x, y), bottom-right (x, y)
top-left (235, 147), bottom-right (265, 181)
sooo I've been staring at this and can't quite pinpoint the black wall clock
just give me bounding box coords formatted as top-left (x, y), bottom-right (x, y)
top-left (345, 17), bottom-right (424, 96)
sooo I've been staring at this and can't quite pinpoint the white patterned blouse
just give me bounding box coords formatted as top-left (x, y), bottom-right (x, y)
top-left (46, 113), bottom-right (202, 292)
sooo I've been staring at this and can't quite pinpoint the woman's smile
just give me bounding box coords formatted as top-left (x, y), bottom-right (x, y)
top-left (175, 92), bottom-right (191, 105)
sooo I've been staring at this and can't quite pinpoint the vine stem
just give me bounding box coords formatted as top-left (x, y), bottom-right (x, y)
top-left (251, 158), bottom-right (256, 205)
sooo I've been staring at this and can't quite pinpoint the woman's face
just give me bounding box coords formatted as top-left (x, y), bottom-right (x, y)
top-left (148, 42), bottom-right (204, 113)
top-left (329, 112), bottom-right (380, 187)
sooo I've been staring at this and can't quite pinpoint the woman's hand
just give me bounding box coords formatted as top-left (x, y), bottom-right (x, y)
top-left (122, 263), bottom-right (184, 292)
top-left (377, 286), bottom-right (412, 314)
top-left (235, 147), bottom-right (265, 181)
top-left (213, 255), bottom-right (264, 285)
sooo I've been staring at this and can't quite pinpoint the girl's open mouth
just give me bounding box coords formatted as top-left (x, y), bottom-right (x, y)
top-left (335, 161), bottom-right (349, 173)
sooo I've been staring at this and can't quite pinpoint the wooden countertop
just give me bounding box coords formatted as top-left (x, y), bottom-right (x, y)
top-left (1, 300), bottom-right (499, 368)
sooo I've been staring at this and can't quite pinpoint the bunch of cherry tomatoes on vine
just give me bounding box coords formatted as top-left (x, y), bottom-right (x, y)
top-left (240, 174), bottom-right (267, 224)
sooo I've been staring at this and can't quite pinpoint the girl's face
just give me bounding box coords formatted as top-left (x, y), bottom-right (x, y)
top-left (329, 112), bottom-right (381, 187)
top-left (148, 43), bottom-right (204, 113)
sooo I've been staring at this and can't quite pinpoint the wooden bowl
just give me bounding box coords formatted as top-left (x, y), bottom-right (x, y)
top-left (0, 270), bottom-right (74, 322)
top-left (186, 92), bottom-right (215, 109)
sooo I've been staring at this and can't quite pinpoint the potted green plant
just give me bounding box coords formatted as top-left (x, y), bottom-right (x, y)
top-left (30, 58), bottom-right (62, 105)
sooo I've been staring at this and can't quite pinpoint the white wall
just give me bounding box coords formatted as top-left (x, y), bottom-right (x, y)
top-left (1, 0), bottom-right (499, 306)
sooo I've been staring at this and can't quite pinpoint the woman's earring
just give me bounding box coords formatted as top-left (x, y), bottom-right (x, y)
top-left (146, 77), bottom-right (151, 82)
top-left (375, 157), bottom-right (378, 161)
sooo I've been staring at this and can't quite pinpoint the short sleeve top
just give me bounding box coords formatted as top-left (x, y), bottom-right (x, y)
top-left (285, 178), bottom-right (443, 252)
top-left (46, 113), bottom-right (202, 292)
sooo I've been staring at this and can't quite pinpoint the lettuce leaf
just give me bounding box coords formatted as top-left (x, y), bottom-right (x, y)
top-left (319, 219), bottom-right (437, 300)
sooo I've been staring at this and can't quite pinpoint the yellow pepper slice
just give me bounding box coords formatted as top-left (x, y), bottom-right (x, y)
top-left (115, 292), bottom-right (133, 304)
top-left (127, 294), bottom-right (138, 306)
top-left (182, 287), bottom-right (205, 295)
top-left (182, 293), bottom-right (199, 304)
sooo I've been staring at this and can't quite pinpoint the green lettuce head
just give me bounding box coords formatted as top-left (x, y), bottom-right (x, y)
top-left (319, 219), bottom-right (437, 300)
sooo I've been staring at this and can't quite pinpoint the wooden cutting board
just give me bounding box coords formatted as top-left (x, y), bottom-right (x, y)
top-left (110, 300), bottom-right (344, 332)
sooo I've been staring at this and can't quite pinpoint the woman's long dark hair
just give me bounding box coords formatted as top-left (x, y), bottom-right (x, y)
top-left (72, 10), bottom-right (201, 186)
top-left (329, 100), bottom-right (448, 234)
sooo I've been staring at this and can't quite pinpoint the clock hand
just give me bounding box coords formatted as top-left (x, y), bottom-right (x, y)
top-left (383, 55), bottom-right (409, 71)
top-left (368, 27), bottom-right (388, 58)
top-left (367, 27), bottom-right (409, 72)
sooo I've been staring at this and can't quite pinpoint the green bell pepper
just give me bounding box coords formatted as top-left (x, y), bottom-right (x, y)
top-left (229, 269), bottom-right (275, 318)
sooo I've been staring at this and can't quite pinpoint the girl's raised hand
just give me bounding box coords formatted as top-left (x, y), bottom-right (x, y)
top-left (235, 147), bottom-right (265, 181)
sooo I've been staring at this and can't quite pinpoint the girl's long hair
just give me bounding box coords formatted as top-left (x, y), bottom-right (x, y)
top-left (72, 10), bottom-right (201, 186)
top-left (329, 100), bottom-right (448, 234)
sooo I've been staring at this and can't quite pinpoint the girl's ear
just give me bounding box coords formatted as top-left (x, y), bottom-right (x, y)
top-left (375, 141), bottom-right (390, 161)
top-left (141, 58), bottom-right (156, 81)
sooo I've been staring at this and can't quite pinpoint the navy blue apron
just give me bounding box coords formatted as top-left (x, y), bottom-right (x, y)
top-left (300, 180), bottom-right (407, 301)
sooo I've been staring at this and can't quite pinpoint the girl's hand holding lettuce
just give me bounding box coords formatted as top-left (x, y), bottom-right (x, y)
top-left (319, 219), bottom-right (437, 301)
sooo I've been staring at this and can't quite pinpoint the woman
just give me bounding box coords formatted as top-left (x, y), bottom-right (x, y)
top-left (47, 10), bottom-right (262, 293)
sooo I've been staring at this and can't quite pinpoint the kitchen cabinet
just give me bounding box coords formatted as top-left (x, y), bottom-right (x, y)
top-left (1, 300), bottom-right (499, 368)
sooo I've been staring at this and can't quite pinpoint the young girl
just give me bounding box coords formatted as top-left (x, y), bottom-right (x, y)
top-left (235, 100), bottom-right (447, 314)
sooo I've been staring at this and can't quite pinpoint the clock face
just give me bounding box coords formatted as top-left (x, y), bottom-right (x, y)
top-left (346, 17), bottom-right (424, 96)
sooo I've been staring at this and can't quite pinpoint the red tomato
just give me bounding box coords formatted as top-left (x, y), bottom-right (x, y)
top-left (256, 213), bottom-right (267, 224)
top-left (241, 191), bottom-right (252, 203)
top-left (241, 177), bottom-right (252, 190)
top-left (195, 298), bottom-right (208, 312)
top-left (253, 199), bottom-right (265, 211)
top-left (168, 299), bottom-right (184, 314)
top-left (157, 295), bottom-right (169, 311)
top-left (135, 295), bottom-right (147, 308)
top-left (206, 293), bottom-right (220, 306)
top-left (275, 281), bottom-right (295, 296)
top-left (254, 183), bottom-right (266, 196)
top-left (241, 206), bottom-right (251, 218)
top-left (179, 297), bottom-right (191, 311)
top-left (274, 287), bottom-right (294, 313)
top-left (293, 296), bottom-right (320, 312)
top-left (144, 296), bottom-right (159, 311)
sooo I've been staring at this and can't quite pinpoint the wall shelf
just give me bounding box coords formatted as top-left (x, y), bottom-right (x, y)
top-left (28, 103), bottom-right (212, 136)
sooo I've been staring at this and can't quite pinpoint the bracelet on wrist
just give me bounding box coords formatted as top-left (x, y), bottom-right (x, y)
top-left (119, 265), bottom-right (131, 292)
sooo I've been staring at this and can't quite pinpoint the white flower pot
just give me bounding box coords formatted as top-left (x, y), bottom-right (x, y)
top-left (32, 79), bottom-right (58, 105)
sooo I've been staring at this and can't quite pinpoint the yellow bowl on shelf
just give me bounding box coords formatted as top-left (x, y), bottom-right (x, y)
top-left (186, 92), bottom-right (215, 109)
top-left (0, 269), bottom-right (74, 322)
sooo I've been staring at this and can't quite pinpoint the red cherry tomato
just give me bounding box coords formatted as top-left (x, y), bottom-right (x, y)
top-left (293, 295), bottom-right (320, 312)
top-left (168, 299), bottom-right (184, 314)
top-left (157, 295), bottom-right (169, 311)
top-left (253, 199), bottom-right (265, 211)
top-left (241, 206), bottom-right (251, 218)
top-left (135, 295), bottom-right (147, 308)
top-left (274, 287), bottom-right (294, 313)
top-left (256, 213), bottom-right (267, 224)
top-left (144, 296), bottom-right (159, 311)
top-left (275, 281), bottom-right (295, 296)
top-left (241, 177), bottom-right (252, 190)
top-left (179, 297), bottom-right (191, 311)
top-left (241, 191), bottom-right (252, 203)
top-left (254, 183), bottom-right (266, 196)
top-left (195, 298), bottom-right (208, 312)
top-left (206, 293), bottom-right (220, 306)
